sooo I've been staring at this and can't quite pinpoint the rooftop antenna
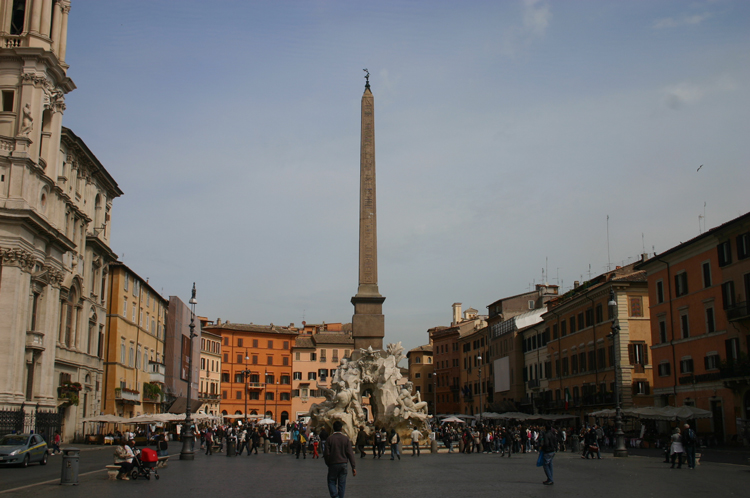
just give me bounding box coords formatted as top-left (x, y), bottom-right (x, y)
top-left (555, 268), bottom-right (560, 286)
top-left (642, 233), bottom-right (646, 255)
top-left (587, 264), bottom-right (592, 280)
top-left (606, 215), bottom-right (611, 271)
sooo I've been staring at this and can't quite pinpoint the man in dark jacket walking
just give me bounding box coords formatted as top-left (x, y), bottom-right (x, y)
top-left (356, 426), bottom-right (368, 458)
top-left (540, 424), bottom-right (558, 486)
top-left (324, 421), bottom-right (356, 498)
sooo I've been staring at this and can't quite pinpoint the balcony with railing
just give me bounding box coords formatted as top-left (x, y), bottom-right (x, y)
top-left (149, 360), bottom-right (166, 384)
top-left (527, 379), bottom-right (540, 389)
top-left (115, 388), bottom-right (141, 404)
top-left (26, 331), bottom-right (45, 352)
top-left (727, 302), bottom-right (750, 322)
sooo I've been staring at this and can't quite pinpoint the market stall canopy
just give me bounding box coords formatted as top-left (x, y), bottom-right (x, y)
top-left (481, 412), bottom-right (503, 420)
top-left (167, 397), bottom-right (203, 414)
top-left (588, 406), bottom-right (712, 421)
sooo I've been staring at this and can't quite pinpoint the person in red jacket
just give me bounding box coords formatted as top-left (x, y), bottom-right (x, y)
top-left (323, 421), bottom-right (356, 498)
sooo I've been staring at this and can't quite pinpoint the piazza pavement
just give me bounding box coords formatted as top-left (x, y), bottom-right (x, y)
top-left (1, 443), bottom-right (749, 498)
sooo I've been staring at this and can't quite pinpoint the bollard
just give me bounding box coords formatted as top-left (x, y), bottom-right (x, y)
top-left (60, 447), bottom-right (80, 486)
top-left (226, 439), bottom-right (236, 457)
top-left (431, 440), bottom-right (438, 453)
top-left (458, 440), bottom-right (465, 453)
top-left (263, 438), bottom-right (270, 453)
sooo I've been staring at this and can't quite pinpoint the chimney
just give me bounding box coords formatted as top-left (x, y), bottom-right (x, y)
top-left (573, 281), bottom-right (580, 289)
top-left (216, 318), bottom-right (222, 325)
top-left (641, 253), bottom-right (648, 262)
top-left (452, 303), bottom-right (462, 326)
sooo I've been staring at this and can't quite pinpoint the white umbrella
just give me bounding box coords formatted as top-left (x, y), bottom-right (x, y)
top-left (441, 416), bottom-right (465, 424)
top-left (258, 418), bottom-right (276, 425)
top-left (481, 412), bottom-right (503, 420)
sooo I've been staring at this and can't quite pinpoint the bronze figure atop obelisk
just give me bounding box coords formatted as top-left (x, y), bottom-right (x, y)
top-left (351, 69), bottom-right (385, 351)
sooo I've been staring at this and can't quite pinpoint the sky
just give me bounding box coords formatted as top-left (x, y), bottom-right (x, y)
top-left (62, 0), bottom-right (750, 354)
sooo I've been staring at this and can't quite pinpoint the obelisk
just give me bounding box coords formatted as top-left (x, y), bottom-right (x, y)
top-left (351, 70), bottom-right (385, 351)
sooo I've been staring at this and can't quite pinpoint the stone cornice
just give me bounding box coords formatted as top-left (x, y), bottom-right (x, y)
top-left (0, 48), bottom-right (76, 93)
top-left (0, 208), bottom-right (76, 253)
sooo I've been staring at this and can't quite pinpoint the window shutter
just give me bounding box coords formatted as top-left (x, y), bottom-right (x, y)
top-left (725, 339), bottom-right (732, 360)
top-left (628, 344), bottom-right (635, 365)
top-left (704, 356), bottom-right (709, 370)
top-left (645, 381), bottom-right (650, 395)
top-left (631, 383), bottom-right (637, 396)
top-left (643, 346), bottom-right (649, 365)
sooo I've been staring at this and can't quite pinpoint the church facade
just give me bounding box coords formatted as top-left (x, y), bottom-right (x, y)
top-left (0, 0), bottom-right (122, 441)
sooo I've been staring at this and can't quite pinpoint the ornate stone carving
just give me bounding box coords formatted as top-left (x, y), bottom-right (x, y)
top-left (20, 103), bottom-right (33, 136)
top-left (309, 342), bottom-right (430, 441)
top-left (0, 247), bottom-right (37, 272)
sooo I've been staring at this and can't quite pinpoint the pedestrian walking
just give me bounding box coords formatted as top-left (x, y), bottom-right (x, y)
top-left (378, 428), bottom-right (387, 458)
top-left (372, 427), bottom-right (380, 459)
top-left (52, 431), bottom-right (61, 455)
top-left (682, 424), bottom-right (697, 469)
top-left (389, 429), bottom-right (401, 460)
top-left (311, 432), bottom-right (320, 459)
top-left (205, 429), bottom-right (213, 456)
top-left (540, 424), bottom-right (557, 486)
top-left (356, 426), bottom-right (368, 458)
top-left (670, 427), bottom-right (685, 469)
top-left (323, 420), bottom-right (356, 498)
top-left (410, 428), bottom-right (421, 456)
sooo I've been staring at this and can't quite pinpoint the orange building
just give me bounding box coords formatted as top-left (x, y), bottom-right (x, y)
top-left (202, 321), bottom-right (298, 425)
top-left (431, 303), bottom-right (487, 415)
top-left (542, 261), bottom-right (653, 426)
top-left (407, 344), bottom-right (434, 415)
top-left (638, 211), bottom-right (750, 441)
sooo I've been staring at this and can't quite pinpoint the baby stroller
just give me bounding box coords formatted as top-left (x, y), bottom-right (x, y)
top-left (130, 447), bottom-right (159, 480)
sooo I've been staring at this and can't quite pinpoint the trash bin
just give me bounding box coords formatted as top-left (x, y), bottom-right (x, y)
top-left (226, 439), bottom-right (236, 457)
top-left (60, 447), bottom-right (80, 486)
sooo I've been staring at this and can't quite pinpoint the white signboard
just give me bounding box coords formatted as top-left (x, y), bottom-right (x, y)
top-left (494, 356), bottom-right (510, 393)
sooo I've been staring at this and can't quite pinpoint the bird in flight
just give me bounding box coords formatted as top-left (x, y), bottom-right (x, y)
top-left (697, 164), bottom-right (703, 172)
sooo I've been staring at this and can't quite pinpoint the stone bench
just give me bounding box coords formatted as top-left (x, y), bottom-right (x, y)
top-left (105, 465), bottom-right (121, 480)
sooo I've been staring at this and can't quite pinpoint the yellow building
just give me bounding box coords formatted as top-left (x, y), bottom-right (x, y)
top-left (291, 323), bottom-right (353, 421)
top-left (199, 328), bottom-right (222, 415)
top-left (102, 263), bottom-right (168, 417)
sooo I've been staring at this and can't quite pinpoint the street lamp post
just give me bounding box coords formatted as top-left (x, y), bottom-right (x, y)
top-left (180, 283), bottom-right (198, 461)
top-left (608, 288), bottom-right (628, 458)
top-left (243, 350), bottom-right (251, 427)
top-left (477, 354), bottom-right (483, 426)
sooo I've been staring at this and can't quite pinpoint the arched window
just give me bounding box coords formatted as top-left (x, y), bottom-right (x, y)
top-left (280, 411), bottom-right (289, 425)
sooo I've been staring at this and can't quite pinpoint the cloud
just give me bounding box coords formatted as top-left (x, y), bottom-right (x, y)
top-left (523, 0), bottom-right (551, 36)
top-left (499, 0), bottom-right (552, 56)
top-left (653, 12), bottom-right (711, 29)
top-left (663, 75), bottom-right (738, 109)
